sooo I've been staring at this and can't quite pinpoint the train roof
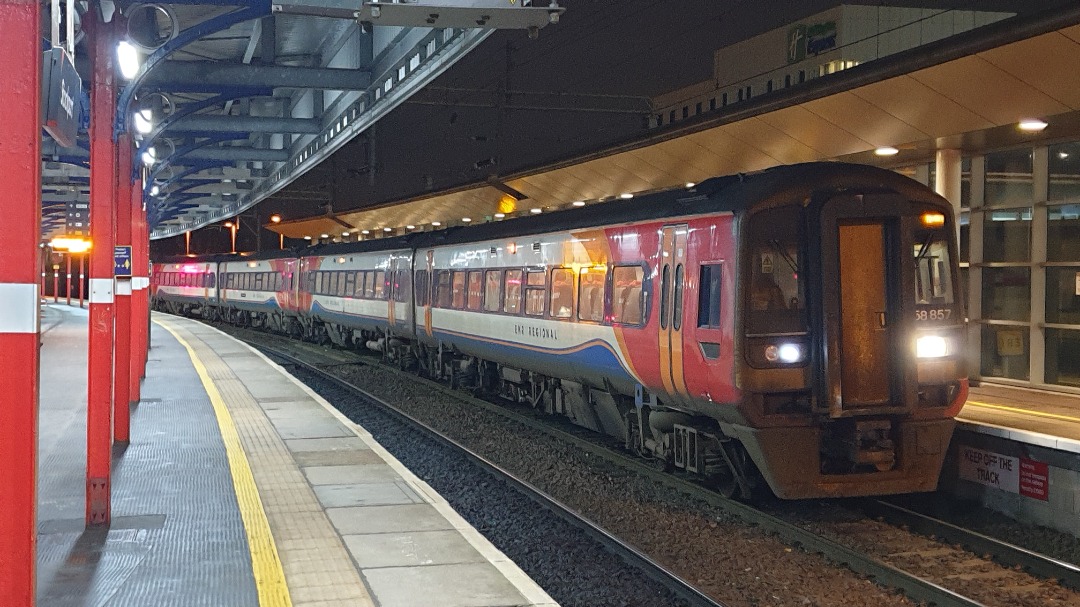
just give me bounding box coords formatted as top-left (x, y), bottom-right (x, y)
top-left (161, 162), bottom-right (942, 264)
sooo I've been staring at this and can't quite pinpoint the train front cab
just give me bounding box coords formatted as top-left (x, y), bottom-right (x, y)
top-left (732, 187), bottom-right (967, 499)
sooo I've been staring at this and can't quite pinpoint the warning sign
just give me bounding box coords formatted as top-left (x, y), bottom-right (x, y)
top-left (958, 446), bottom-right (1049, 501)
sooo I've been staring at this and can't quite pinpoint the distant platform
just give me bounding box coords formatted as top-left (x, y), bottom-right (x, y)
top-left (36, 304), bottom-right (556, 607)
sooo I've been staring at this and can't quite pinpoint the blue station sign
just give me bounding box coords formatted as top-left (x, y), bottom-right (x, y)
top-left (114, 246), bottom-right (133, 277)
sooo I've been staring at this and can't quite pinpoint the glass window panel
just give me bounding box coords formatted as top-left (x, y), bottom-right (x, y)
top-left (374, 271), bottom-right (385, 299)
top-left (527, 270), bottom-right (546, 286)
top-left (525, 287), bottom-right (546, 316)
top-left (578, 267), bottom-right (606, 322)
top-left (980, 325), bottom-right (1029, 381)
top-left (1048, 204), bottom-right (1080, 262)
top-left (414, 270), bottom-right (429, 306)
top-left (612, 265), bottom-right (645, 325)
top-left (672, 264), bottom-right (685, 330)
top-left (503, 269), bottom-right (523, 313)
top-left (466, 270), bottom-right (483, 310)
top-left (395, 269), bottom-right (411, 303)
top-left (1045, 267), bottom-right (1080, 325)
top-left (451, 271), bottom-right (466, 308)
top-left (981, 207), bottom-right (1031, 262)
top-left (697, 264), bottom-right (722, 328)
top-left (550, 268), bottom-right (573, 318)
top-left (1049, 142), bottom-right (1080, 202)
top-left (959, 212), bottom-right (969, 264)
top-left (984, 149), bottom-right (1033, 207)
top-left (1045, 328), bottom-right (1080, 387)
top-left (484, 270), bottom-right (502, 312)
top-left (435, 270), bottom-right (452, 308)
top-left (364, 272), bottom-right (375, 298)
top-left (981, 267), bottom-right (1030, 321)
top-left (913, 226), bottom-right (955, 305)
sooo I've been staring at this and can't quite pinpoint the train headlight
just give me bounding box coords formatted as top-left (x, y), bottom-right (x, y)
top-left (916, 335), bottom-right (949, 358)
top-left (764, 342), bottom-right (804, 364)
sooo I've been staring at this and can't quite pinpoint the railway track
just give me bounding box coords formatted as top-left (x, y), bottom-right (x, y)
top-left (257, 342), bottom-right (727, 607)
top-left (219, 323), bottom-right (1076, 607)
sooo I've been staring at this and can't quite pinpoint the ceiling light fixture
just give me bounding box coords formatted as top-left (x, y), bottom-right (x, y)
top-left (530, 208), bottom-right (542, 214)
top-left (619, 193), bottom-right (633, 199)
top-left (874, 146), bottom-right (899, 156)
top-left (494, 213), bottom-right (505, 218)
top-left (1018, 119), bottom-right (1048, 132)
top-left (572, 201), bottom-right (585, 207)
top-left (462, 217), bottom-right (472, 223)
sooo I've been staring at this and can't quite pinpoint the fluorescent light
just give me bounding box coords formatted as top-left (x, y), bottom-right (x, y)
top-left (493, 213), bottom-right (505, 218)
top-left (320, 233), bottom-right (329, 239)
top-left (530, 208), bottom-right (542, 214)
top-left (141, 148), bottom-right (156, 166)
top-left (1018, 119), bottom-right (1048, 132)
top-left (405, 225), bottom-right (415, 229)
top-left (619, 193), bottom-right (633, 199)
top-left (874, 146), bottom-right (899, 156)
top-left (572, 201), bottom-right (585, 207)
top-left (149, 184), bottom-right (160, 196)
top-left (133, 109), bottom-right (153, 134)
top-left (117, 40), bottom-right (140, 80)
top-left (431, 221), bottom-right (441, 226)
top-left (383, 227), bottom-right (392, 232)
top-left (685, 182), bottom-right (696, 188)
top-left (361, 229), bottom-right (370, 234)
top-left (462, 217), bottom-right (472, 223)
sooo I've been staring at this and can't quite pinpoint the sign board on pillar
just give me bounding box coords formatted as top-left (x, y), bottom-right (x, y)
top-left (41, 47), bottom-right (81, 148)
top-left (114, 246), bottom-right (133, 277)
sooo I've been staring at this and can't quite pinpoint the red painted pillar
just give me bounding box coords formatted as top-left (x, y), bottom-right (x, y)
top-left (87, 15), bottom-right (117, 527)
top-left (66, 254), bottom-right (72, 305)
top-left (78, 254), bottom-right (85, 308)
top-left (52, 264), bottom-right (59, 303)
top-left (114, 135), bottom-right (133, 441)
top-left (0, 2), bottom-right (41, 604)
top-left (129, 177), bottom-right (145, 401)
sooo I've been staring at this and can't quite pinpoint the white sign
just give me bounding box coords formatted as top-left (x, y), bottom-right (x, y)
top-left (958, 446), bottom-right (1019, 492)
top-left (1075, 271), bottom-right (1080, 296)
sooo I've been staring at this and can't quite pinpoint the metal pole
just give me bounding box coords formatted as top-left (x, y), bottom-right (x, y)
top-left (0, 2), bottom-right (41, 603)
top-left (129, 176), bottom-right (144, 403)
top-left (86, 14), bottom-right (117, 527)
top-left (185, 230), bottom-right (190, 255)
top-left (114, 133), bottom-right (133, 443)
top-left (78, 253), bottom-right (84, 308)
top-left (279, 233), bottom-right (284, 249)
top-left (53, 265), bottom-right (59, 303)
top-left (66, 253), bottom-right (71, 305)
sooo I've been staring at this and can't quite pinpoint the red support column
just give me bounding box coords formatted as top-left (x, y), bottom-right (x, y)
top-left (78, 254), bottom-right (85, 308)
top-left (0, 2), bottom-right (41, 604)
top-left (87, 16), bottom-right (117, 527)
top-left (129, 177), bottom-right (145, 402)
top-left (53, 265), bottom-right (59, 303)
top-left (114, 135), bottom-right (133, 442)
top-left (66, 254), bottom-right (72, 305)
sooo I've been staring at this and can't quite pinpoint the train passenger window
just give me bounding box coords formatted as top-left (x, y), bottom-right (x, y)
top-left (503, 269), bottom-right (523, 313)
top-left (467, 271), bottom-right (484, 310)
top-left (374, 271), bottom-right (385, 299)
top-left (394, 270), bottom-right (411, 303)
top-left (578, 266), bottom-right (606, 322)
top-left (550, 268), bottom-right (574, 318)
top-left (415, 270), bottom-right (429, 306)
top-left (746, 208), bottom-right (806, 335)
top-left (255, 273), bottom-right (265, 291)
top-left (344, 272), bottom-right (356, 297)
top-left (697, 264), bottom-right (723, 328)
top-left (660, 264), bottom-right (670, 329)
top-left (484, 270), bottom-right (502, 312)
top-left (611, 265), bottom-right (645, 325)
top-left (525, 270), bottom-right (546, 316)
top-left (363, 272), bottom-right (375, 298)
top-left (315, 272), bottom-right (324, 295)
top-left (435, 270), bottom-right (452, 307)
top-left (672, 264), bottom-right (685, 331)
top-left (451, 271), bottom-right (466, 308)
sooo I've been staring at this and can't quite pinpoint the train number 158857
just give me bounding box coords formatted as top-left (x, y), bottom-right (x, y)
top-left (915, 309), bottom-right (951, 321)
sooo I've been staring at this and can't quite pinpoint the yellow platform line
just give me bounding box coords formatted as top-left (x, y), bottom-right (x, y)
top-left (965, 399), bottom-right (1080, 424)
top-left (160, 322), bottom-right (292, 607)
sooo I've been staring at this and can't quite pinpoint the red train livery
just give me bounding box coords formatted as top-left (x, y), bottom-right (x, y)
top-left (153, 162), bottom-right (967, 498)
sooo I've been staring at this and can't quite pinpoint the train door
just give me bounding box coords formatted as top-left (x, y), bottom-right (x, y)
top-left (658, 225), bottom-right (690, 406)
top-left (819, 196), bottom-right (904, 416)
top-left (423, 250), bottom-right (434, 338)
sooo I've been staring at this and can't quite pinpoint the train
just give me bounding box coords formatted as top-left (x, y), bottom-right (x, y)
top-left (152, 162), bottom-right (967, 499)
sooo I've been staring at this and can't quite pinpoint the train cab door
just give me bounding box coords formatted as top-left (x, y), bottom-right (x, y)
top-left (818, 195), bottom-right (905, 416)
top-left (658, 225), bottom-right (691, 407)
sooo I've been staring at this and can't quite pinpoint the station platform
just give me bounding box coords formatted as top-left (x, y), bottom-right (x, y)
top-left (959, 383), bottom-right (1080, 449)
top-left (36, 304), bottom-right (556, 607)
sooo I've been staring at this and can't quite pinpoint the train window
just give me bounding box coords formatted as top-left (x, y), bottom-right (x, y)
top-left (746, 208), bottom-right (806, 335)
top-left (672, 264), bottom-right (685, 331)
top-left (435, 270), bottom-right (452, 307)
top-left (374, 271), bottom-right (386, 299)
top-left (451, 271), bottom-right (466, 308)
top-left (578, 266), bottom-right (606, 322)
top-left (525, 269), bottom-right (546, 316)
top-left (352, 272), bottom-right (364, 298)
top-left (913, 223), bottom-right (955, 306)
top-left (467, 271), bottom-right (484, 311)
top-left (315, 272), bottom-right (325, 295)
top-left (394, 269), bottom-right (411, 303)
top-left (503, 269), bottom-right (523, 313)
top-left (612, 265), bottom-right (645, 325)
top-left (550, 268), bottom-right (573, 318)
top-left (255, 273), bottom-right (265, 291)
top-left (697, 264), bottom-right (723, 328)
top-left (660, 264), bottom-right (671, 329)
top-left (484, 270), bottom-right (502, 312)
top-left (363, 272), bottom-right (375, 298)
top-left (344, 271), bottom-right (356, 297)
top-left (415, 270), bottom-right (430, 306)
